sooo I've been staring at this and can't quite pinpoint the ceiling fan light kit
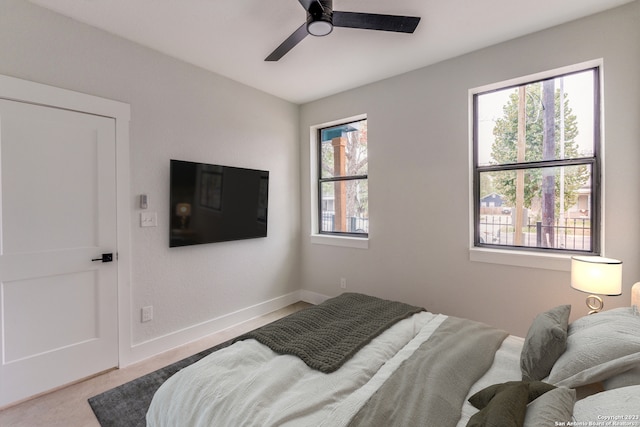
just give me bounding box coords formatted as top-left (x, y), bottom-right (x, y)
top-left (265, 0), bottom-right (421, 61)
top-left (307, 20), bottom-right (333, 36)
top-left (307, 0), bottom-right (334, 36)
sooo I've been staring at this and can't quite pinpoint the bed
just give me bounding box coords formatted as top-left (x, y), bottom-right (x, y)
top-left (146, 293), bottom-right (640, 426)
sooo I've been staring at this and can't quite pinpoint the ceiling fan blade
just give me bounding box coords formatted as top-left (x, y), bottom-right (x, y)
top-left (265, 23), bottom-right (308, 61)
top-left (333, 11), bottom-right (420, 33)
top-left (298, 0), bottom-right (323, 12)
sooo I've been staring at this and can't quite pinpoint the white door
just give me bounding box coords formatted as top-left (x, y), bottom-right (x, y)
top-left (0, 98), bottom-right (118, 406)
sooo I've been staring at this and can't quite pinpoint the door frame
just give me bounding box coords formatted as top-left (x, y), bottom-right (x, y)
top-left (0, 74), bottom-right (133, 371)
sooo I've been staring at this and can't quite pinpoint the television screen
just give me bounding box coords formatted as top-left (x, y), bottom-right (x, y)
top-left (169, 159), bottom-right (269, 247)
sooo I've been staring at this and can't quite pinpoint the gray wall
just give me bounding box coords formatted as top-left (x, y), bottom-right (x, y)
top-left (0, 0), bottom-right (301, 347)
top-left (300, 1), bottom-right (640, 336)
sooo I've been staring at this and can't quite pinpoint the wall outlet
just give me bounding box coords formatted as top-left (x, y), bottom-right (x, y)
top-left (141, 305), bottom-right (153, 322)
top-left (340, 278), bottom-right (347, 289)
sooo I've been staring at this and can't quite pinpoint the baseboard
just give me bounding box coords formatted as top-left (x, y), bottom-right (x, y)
top-left (300, 289), bottom-right (331, 305)
top-left (120, 290), bottom-right (302, 366)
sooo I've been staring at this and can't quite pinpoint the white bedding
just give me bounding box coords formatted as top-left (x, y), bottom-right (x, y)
top-left (146, 312), bottom-right (523, 427)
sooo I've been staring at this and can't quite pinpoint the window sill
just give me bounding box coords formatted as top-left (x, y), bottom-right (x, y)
top-left (311, 234), bottom-right (369, 249)
top-left (469, 247), bottom-right (571, 271)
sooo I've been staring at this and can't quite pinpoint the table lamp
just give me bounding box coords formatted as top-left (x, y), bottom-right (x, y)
top-left (571, 256), bottom-right (622, 314)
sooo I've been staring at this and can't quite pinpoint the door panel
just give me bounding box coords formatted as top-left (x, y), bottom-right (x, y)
top-left (0, 98), bottom-right (118, 406)
top-left (1, 104), bottom-right (104, 253)
top-left (3, 271), bottom-right (99, 363)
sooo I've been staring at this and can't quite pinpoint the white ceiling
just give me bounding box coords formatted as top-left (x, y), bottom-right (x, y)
top-left (29, 0), bottom-right (633, 104)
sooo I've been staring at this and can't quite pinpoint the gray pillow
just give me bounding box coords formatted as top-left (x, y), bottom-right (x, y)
top-left (523, 387), bottom-right (576, 426)
top-left (548, 307), bottom-right (640, 388)
top-left (466, 382), bottom-right (529, 427)
top-left (520, 305), bottom-right (571, 381)
top-left (469, 381), bottom-right (556, 409)
top-left (467, 381), bottom-right (563, 427)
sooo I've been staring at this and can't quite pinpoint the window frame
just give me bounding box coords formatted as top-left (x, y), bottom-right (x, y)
top-left (471, 63), bottom-right (602, 262)
top-left (316, 118), bottom-right (369, 238)
top-left (309, 114), bottom-right (369, 249)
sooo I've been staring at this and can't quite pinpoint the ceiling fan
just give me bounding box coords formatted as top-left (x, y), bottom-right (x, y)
top-left (265, 0), bottom-right (421, 61)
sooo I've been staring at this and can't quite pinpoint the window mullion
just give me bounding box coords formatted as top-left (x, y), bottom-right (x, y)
top-left (478, 157), bottom-right (595, 173)
top-left (319, 174), bottom-right (368, 184)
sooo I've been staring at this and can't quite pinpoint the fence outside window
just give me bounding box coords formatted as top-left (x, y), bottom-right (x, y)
top-left (479, 215), bottom-right (590, 251)
top-left (321, 213), bottom-right (369, 234)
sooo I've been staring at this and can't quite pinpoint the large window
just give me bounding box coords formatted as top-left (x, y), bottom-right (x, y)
top-left (473, 67), bottom-right (600, 254)
top-left (318, 119), bottom-right (368, 237)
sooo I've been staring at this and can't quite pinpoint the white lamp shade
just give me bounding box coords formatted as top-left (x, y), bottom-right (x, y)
top-left (571, 256), bottom-right (622, 296)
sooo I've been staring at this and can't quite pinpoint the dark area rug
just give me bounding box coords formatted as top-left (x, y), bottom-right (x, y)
top-left (88, 339), bottom-right (234, 427)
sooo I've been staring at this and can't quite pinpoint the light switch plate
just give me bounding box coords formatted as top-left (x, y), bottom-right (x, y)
top-left (140, 212), bottom-right (157, 227)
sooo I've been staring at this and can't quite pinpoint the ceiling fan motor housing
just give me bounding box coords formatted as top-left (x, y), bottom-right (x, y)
top-left (307, 0), bottom-right (333, 36)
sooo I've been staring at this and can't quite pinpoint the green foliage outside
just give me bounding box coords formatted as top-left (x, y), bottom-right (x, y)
top-left (488, 82), bottom-right (590, 215)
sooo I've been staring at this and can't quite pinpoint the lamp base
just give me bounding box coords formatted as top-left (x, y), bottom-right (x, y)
top-left (585, 294), bottom-right (604, 315)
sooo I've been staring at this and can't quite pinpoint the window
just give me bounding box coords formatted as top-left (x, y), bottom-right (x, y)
top-left (317, 119), bottom-right (368, 237)
top-left (473, 67), bottom-right (600, 255)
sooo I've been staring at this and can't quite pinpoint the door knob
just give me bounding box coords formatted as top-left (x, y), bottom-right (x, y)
top-left (92, 253), bottom-right (113, 263)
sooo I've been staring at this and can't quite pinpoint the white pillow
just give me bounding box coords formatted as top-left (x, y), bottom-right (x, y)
top-left (603, 366), bottom-right (640, 390)
top-left (548, 308), bottom-right (640, 388)
top-left (572, 385), bottom-right (640, 423)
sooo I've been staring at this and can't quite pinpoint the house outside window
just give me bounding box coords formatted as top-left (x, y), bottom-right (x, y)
top-left (472, 66), bottom-right (601, 255)
top-left (318, 119), bottom-right (368, 237)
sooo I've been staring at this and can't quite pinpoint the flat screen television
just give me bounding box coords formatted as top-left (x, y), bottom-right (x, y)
top-left (169, 159), bottom-right (269, 247)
